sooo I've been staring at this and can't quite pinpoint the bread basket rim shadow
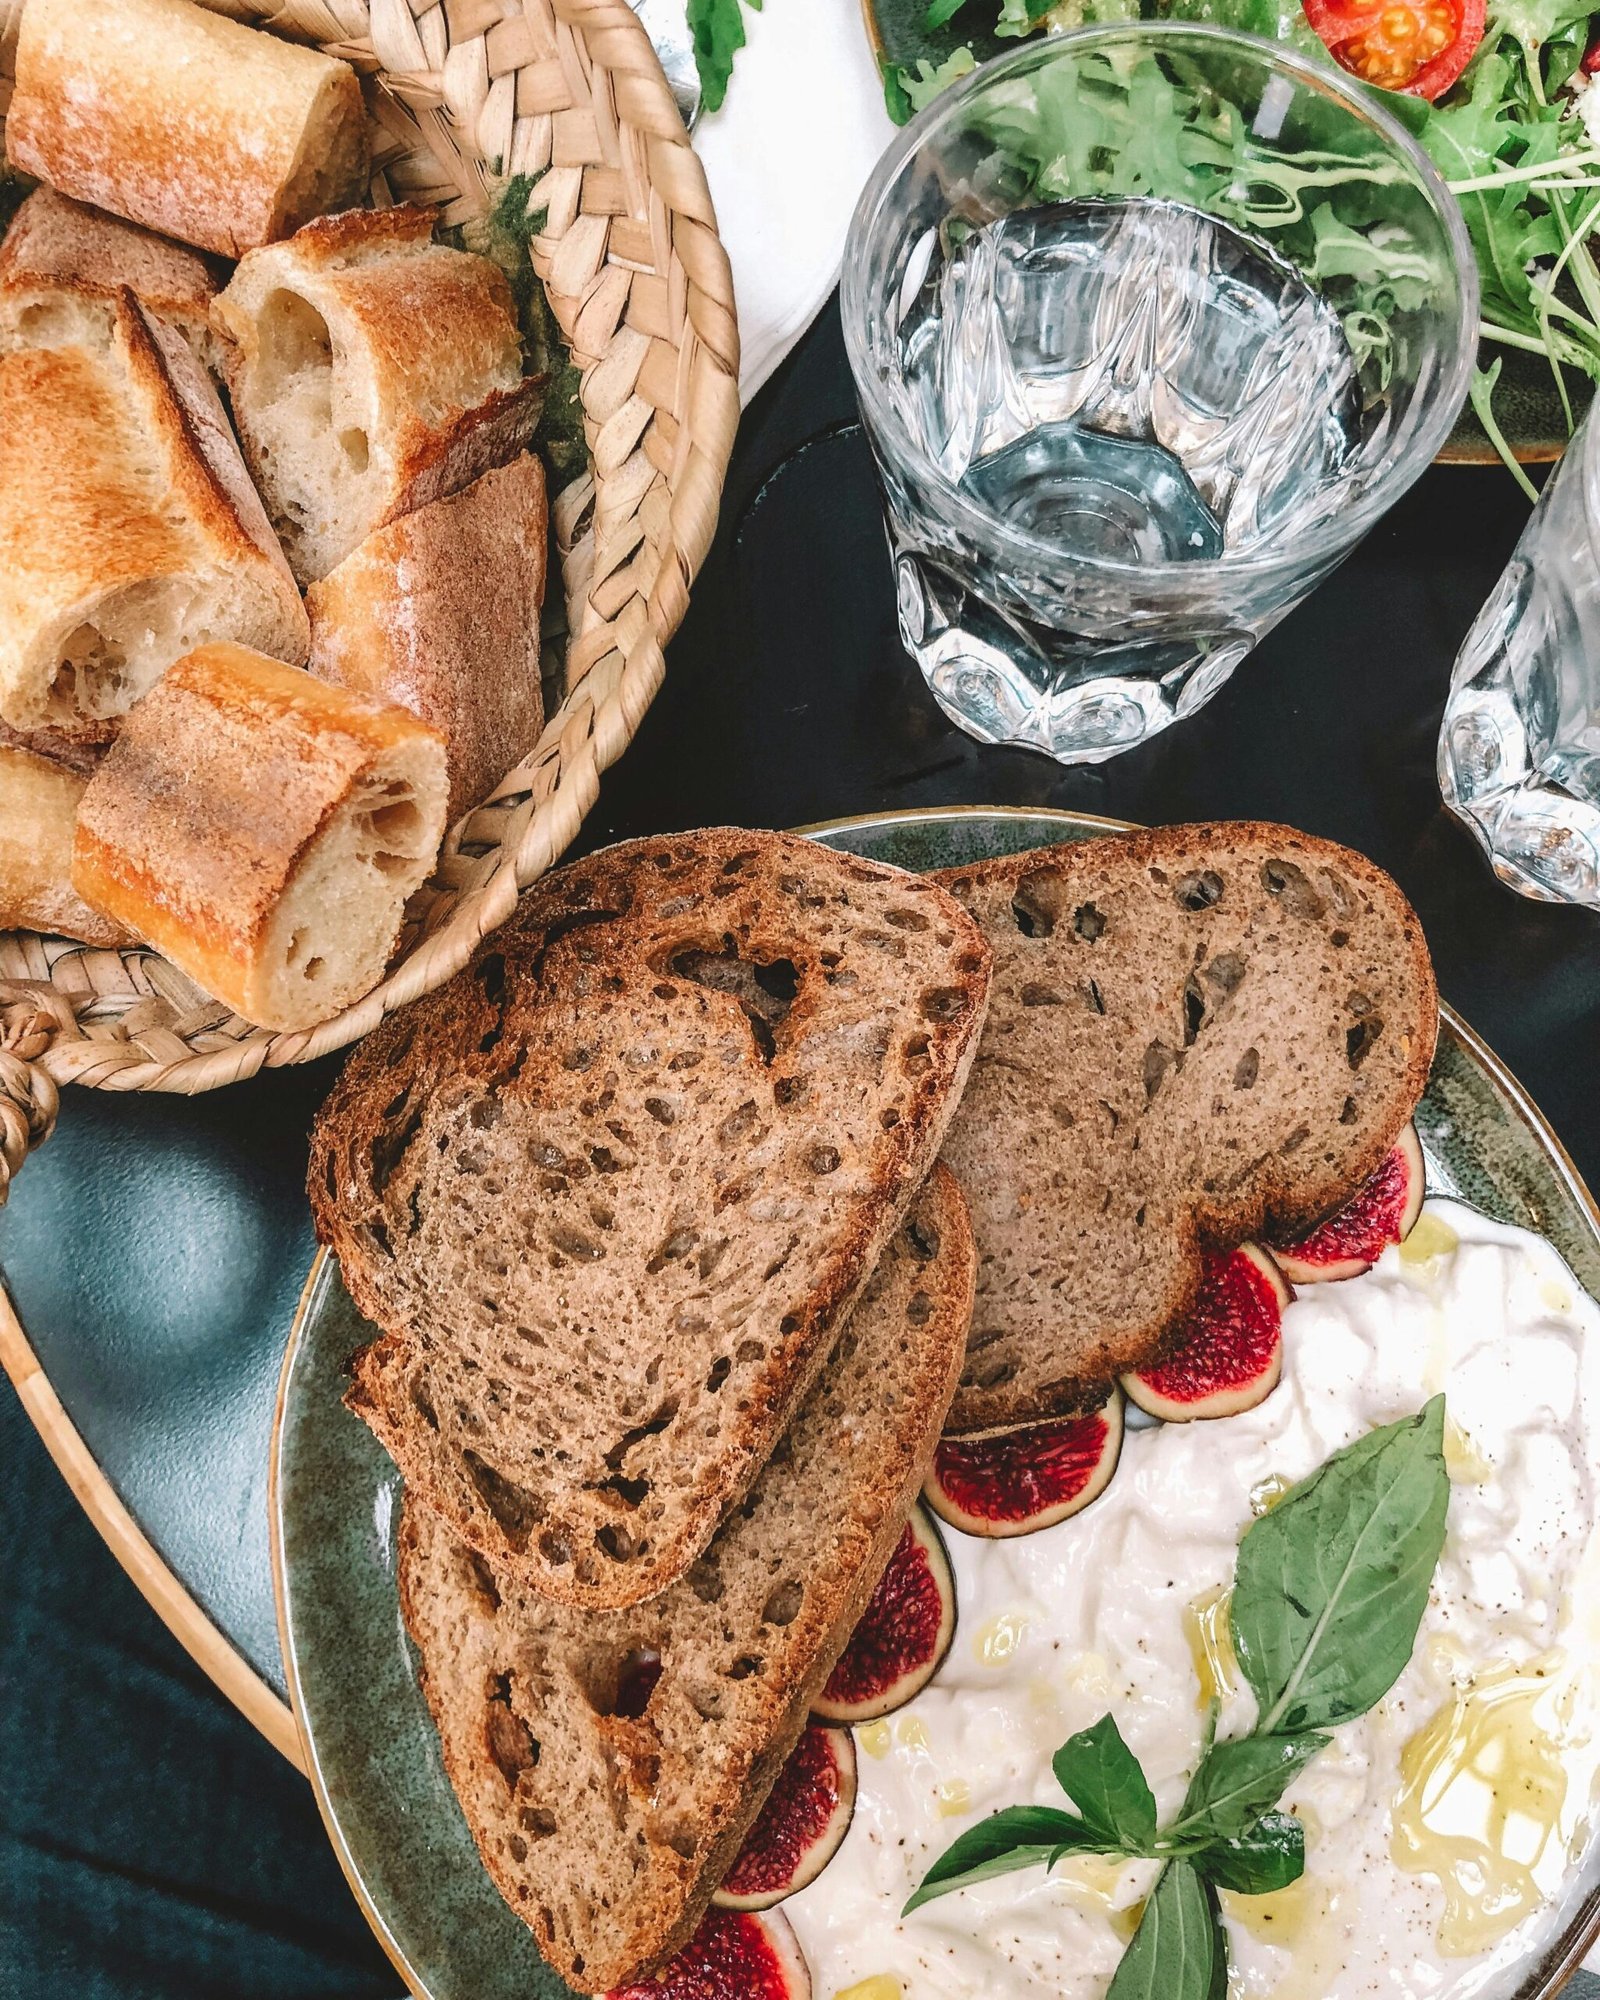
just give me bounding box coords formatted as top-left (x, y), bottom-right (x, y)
top-left (0, 0), bottom-right (740, 1202)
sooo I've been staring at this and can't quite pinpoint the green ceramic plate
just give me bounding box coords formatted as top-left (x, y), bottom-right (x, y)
top-left (272, 806), bottom-right (1600, 2000)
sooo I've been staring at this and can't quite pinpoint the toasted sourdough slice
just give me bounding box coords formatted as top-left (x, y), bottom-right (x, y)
top-left (934, 823), bottom-right (1437, 1434)
top-left (395, 1167), bottom-right (974, 1994)
top-left (310, 828), bottom-right (991, 1608)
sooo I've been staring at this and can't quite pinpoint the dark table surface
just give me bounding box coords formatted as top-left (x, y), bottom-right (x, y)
top-left (4, 296), bottom-right (1599, 2000)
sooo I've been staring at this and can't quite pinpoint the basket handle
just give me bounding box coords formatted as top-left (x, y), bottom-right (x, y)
top-left (0, 983), bottom-right (63, 1206)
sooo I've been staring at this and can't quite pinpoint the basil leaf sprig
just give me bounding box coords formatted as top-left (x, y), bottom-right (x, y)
top-left (904, 1399), bottom-right (1451, 2000)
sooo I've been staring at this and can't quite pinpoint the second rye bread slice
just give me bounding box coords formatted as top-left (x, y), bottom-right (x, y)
top-left (393, 1166), bottom-right (974, 1993)
top-left (935, 822), bottom-right (1437, 1434)
top-left (310, 828), bottom-right (991, 1609)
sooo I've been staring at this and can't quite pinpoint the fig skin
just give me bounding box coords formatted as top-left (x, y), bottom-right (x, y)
top-left (1123, 1244), bottom-right (1289, 1422)
top-left (1271, 1123), bottom-right (1426, 1284)
top-left (606, 1910), bottom-right (812, 2000)
top-left (713, 1726), bottom-right (857, 1912)
top-left (924, 1391), bottom-right (1124, 1539)
top-left (812, 1505), bottom-right (956, 1724)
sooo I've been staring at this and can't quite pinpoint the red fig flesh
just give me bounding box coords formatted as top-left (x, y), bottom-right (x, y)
top-left (1269, 1124), bottom-right (1426, 1284)
top-left (607, 1910), bottom-right (811, 2000)
top-left (813, 1505), bottom-right (955, 1724)
top-left (714, 1726), bottom-right (857, 1911)
top-left (924, 1391), bottom-right (1124, 1539)
top-left (1123, 1244), bottom-right (1289, 1422)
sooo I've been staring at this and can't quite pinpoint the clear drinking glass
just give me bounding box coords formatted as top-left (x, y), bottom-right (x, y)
top-left (1441, 406), bottom-right (1600, 907)
top-left (841, 25), bottom-right (1479, 763)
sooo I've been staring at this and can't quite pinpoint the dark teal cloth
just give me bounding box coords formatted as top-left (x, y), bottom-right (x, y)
top-left (0, 1386), bottom-right (395, 2000)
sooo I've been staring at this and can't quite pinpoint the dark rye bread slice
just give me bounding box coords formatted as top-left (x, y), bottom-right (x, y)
top-left (935, 822), bottom-right (1437, 1434)
top-left (310, 827), bottom-right (991, 1610)
top-left (394, 1167), bottom-right (975, 1994)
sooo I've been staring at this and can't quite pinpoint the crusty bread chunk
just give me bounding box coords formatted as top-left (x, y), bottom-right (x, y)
top-left (0, 744), bottom-right (132, 947)
top-left (7, 0), bottom-right (367, 258)
top-left (0, 292), bottom-right (309, 731)
top-left (0, 187), bottom-right (222, 364)
top-left (73, 643), bottom-right (447, 1032)
top-left (213, 206), bottom-right (538, 582)
top-left (307, 454), bottom-right (548, 826)
top-left (395, 1167), bottom-right (974, 1993)
top-left (310, 828), bottom-right (992, 1609)
top-left (935, 824), bottom-right (1437, 1433)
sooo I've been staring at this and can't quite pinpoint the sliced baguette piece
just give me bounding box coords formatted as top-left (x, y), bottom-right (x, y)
top-left (306, 454), bottom-right (548, 826)
top-left (72, 642), bottom-right (447, 1031)
top-left (0, 744), bottom-right (133, 946)
top-left (0, 290), bottom-right (309, 731)
top-left (934, 823), bottom-right (1437, 1434)
top-left (0, 714), bottom-right (118, 779)
top-left (6, 0), bottom-right (367, 258)
top-left (213, 206), bottom-right (538, 582)
top-left (395, 1165), bottom-right (975, 1994)
top-left (0, 187), bottom-right (223, 365)
top-left (310, 827), bottom-right (992, 1609)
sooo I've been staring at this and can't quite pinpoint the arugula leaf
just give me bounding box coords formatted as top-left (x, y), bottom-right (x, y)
top-left (685, 0), bottom-right (760, 115)
top-left (921, 0), bottom-right (971, 30)
top-left (1191, 1812), bottom-right (1307, 1894)
top-left (1052, 1714), bottom-right (1159, 1850)
top-left (1167, 1731), bottom-right (1329, 1846)
top-left (883, 47), bottom-right (979, 123)
top-left (1471, 359), bottom-right (1543, 498)
top-left (1107, 1859), bottom-right (1218, 2000)
top-left (903, 1806), bottom-right (1110, 1913)
top-left (1232, 1398), bottom-right (1450, 1735)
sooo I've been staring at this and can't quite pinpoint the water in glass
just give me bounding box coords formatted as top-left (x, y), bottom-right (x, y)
top-left (1441, 408), bottom-right (1600, 907)
top-left (888, 194), bottom-right (1361, 757)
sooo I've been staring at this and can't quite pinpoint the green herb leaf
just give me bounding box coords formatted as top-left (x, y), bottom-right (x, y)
top-left (903, 1806), bottom-right (1110, 1914)
top-left (685, 0), bottom-right (757, 115)
top-left (892, 47), bottom-right (978, 117)
top-left (881, 57), bottom-right (915, 126)
top-left (1106, 1859), bottom-right (1218, 2000)
top-left (1231, 1398), bottom-right (1450, 1735)
top-left (1052, 1714), bottom-right (1159, 1850)
top-left (921, 0), bottom-right (972, 31)
top-left (1470, 359), bottom-right (1542, 500)
top-left (1167, 1732), bottom-right (1329, 1846)
top-left (1190, 1812), bottom-right (1307, 1895)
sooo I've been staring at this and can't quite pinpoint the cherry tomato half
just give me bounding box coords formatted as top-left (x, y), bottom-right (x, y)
top-left (1302, 0), bottom-right (1485, 98)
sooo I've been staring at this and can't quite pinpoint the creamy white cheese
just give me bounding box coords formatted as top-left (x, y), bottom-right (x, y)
top-left (786, 1201), bottom-right (1600, 2000)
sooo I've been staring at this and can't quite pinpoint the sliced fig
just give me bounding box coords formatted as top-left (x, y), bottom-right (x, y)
top-left (1123, 1244), bottom-right (1289, 1422)
top-left (607, 1909), bottom-right (811, 2000)
top-left (813, 1505), bottom-right (955, 1724)
top-left (924, 1391), bottom-right (1124, 1538)
top-left (713, 1725), bottom-right (857, 1911)
top-left (1269, 1124), bottom-right (1426, 1283)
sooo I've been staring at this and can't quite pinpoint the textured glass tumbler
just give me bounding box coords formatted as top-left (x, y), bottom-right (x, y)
top-left (841, 26), bottom-right (1479, 764)
top-left (1441, 408), bottom-right (1600, 908)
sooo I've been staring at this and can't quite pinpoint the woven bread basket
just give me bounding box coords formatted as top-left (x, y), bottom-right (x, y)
top-left (0, 0), bottom-right (739, 1202)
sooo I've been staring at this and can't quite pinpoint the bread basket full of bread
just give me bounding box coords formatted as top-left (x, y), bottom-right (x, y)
top-left (0, 0), bottom-right (738, 1201)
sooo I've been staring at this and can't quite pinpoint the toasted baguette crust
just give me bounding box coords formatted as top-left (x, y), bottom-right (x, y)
top-left (72, 642), bottom-right (447, 1029)
top-left (395, 1167), bottom-right (974, 1992)
top-left (0, 187), bottom-right (222, 359)
top-left (212, 206), bottom-right (533, 581)
top-left (0, 291), bottom-right (309, 730)
top-left (0, 745), bottom-right (133, 946)
top-left (935, 822), bottom-right (1437, 1432)
top-left (312, 828), bottom-right (992, 1609)
top-left (7, 0), bottom-right (368, 258)
top-left (0, 714), bottom-right (117, 778)
top-left (307, 454), bottom-right (548, 825)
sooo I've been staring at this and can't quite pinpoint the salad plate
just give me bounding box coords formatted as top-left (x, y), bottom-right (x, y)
top-left (273, 804), bottom-right (1600, 2000)
top-left (859, 0), bottom-right (1600, 465)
